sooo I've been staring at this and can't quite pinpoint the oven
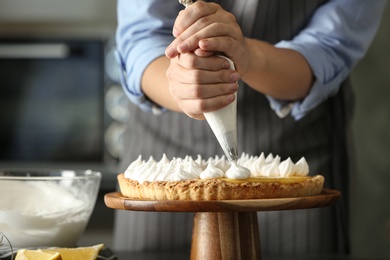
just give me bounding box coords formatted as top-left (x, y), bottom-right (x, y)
top-left (0, 38), bottom-right (121, 189)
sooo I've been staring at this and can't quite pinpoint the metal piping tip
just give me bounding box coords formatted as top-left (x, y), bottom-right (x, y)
top-left (227, 146), bottom-right (238, 163)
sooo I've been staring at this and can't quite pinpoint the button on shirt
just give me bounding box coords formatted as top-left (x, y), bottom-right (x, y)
top-left (116, 0), bottom-right (386, 120)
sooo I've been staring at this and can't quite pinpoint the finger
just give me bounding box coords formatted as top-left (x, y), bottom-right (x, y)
top-left (166, 16), bottom-right (216, 58)
top-left (173, 2), bottom-right (219, 37)
top-left (167, 54), bottom-right (240, 84)
top-left (178, 92), bottom-right (236, 116)
top-left (193, 48), bottom-right (214, 57)
top-left (171, 82), bottom-right (238, 102)
top-left (166, 41), bottom-right (181, 59)
top-left (185, 112), bottom-right (205, 120)
top-left (176, 23), bottom-right (234, 54)
top-left (199, 37), bottom-right (236, 55)
top-left (169, 66), bottom-right (240, 86)
top-left (178, 53), bottom-right (232, 71)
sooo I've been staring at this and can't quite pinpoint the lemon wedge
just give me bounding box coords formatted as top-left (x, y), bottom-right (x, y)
top-left (42, 244), bottom-right (104, 260)
top-left (15, 249), bottom-right (62, 260)
top-left (15, 244), bottom-right (104, 260)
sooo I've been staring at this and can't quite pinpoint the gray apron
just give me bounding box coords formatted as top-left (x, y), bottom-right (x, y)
top-left (114, 0), bottom-right (352, 255)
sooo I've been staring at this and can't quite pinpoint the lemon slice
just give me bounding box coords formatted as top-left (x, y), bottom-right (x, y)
top-left (42, 244), bottom-right (104, 260)
top-left (15, 249), bottom-right (62, 260)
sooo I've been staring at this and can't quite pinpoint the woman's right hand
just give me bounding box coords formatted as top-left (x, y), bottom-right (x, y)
top-left (166, 1), bottom-right (252, 79)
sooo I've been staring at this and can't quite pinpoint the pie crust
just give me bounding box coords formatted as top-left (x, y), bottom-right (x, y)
top-left (117, 173), bottom-right (324, 201)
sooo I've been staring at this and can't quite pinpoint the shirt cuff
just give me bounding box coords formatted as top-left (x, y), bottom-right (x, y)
top-left (266, 69), bottom-right (347, 120)
top-left (267, 41), bottom-right (349, 120)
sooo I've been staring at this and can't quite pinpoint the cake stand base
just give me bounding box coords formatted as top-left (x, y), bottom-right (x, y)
top-left (191, 212), bottom-right (261, 260)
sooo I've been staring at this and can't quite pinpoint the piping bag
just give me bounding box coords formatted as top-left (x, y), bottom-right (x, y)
top-left (179, 0), bottom-right (238, 162)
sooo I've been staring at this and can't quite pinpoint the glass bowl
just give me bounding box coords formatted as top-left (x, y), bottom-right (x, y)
top-left (0, 169), bottom-right (101, 250)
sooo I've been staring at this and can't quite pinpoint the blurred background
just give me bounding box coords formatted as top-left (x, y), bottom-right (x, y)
top-left (0, 0), bottom-right (389, 258)
top-left (350, 3), bottom-right (390, 257)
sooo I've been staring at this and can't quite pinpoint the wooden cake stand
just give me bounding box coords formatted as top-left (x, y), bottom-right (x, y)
top-left (105, 189), bottom-right (340, 260)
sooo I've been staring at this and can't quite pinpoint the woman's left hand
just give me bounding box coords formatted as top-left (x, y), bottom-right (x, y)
top-left (166, 51), bottom-right (239, 120)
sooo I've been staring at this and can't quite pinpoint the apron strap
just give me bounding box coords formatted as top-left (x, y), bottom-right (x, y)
top-left (231, 0), bottom-right (259, 36)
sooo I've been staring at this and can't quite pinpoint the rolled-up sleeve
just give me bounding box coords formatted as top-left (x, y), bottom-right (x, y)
top-left (269, 0), bottom-right (386, 120)
top-left (116, 0), bottom-right (180, 113)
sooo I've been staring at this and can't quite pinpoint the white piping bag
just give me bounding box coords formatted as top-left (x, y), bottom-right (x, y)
top-left (178, 0), bottom-right (238, 162)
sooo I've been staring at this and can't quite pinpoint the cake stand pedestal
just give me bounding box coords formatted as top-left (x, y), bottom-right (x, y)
top-left (105, 189), bottom-right (340, 260)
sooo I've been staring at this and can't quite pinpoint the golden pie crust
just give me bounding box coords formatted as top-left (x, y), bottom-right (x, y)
top-left (117, 173), bottom-right (324, 201)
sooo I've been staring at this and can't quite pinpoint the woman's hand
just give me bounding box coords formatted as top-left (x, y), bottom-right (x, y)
top-left (166, 52), bottom-right (239, 120)
top-left (165, 1), bottom-right (252, 78)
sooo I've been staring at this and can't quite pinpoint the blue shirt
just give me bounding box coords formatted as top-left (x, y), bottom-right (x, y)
top-left (116, 0), bottom-right (386, 120)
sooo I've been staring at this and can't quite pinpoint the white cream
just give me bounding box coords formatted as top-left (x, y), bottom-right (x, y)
top-left (158, 153), bottom-right (170, 165)
top-left (124, 153), bottom-right (310, 183)
top-left (225, 162), bottom-right (251, 179)
top-left (200, 162), bottom-right (225, 179)
top-left (261, 160), bottom-right (280, 177)
top-left (294, 157), bottom-right (310, 176)
top-left (279, 157), bottom-right (295, 177)
top-left (157, 161), bottom-right (176, 181)
top-left (170, 164), bottom-right (192, 181)
top-left (212, 155), bottom-right (231, 172)
top-left (249, 153), bottom-right (266, 177)
top-left (265, 153), bottom-right (274, 163)
top-left (182, 157), bottom-right (203, 179)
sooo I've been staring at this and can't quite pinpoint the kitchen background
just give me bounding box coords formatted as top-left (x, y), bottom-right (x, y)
top-left (0, 0), bottom-right (389, 258)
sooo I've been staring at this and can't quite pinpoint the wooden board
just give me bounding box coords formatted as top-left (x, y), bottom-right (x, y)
top-left (104, 189), bottom-right (340, 213)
